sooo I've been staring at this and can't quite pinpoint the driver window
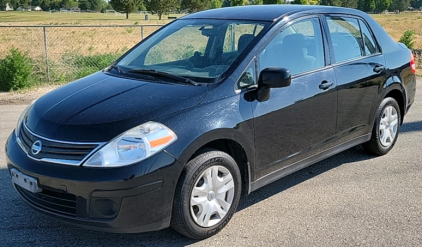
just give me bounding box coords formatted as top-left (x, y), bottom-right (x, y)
top-left (259, 17), bottom-right (324, 76)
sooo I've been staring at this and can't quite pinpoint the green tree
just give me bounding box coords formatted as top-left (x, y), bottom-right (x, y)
top-left (210, 0), bottom-right (223, 7)
top-left (78, 0), bottom-right (92, 10)
top-left (61, 0), bottom-right (78, 8)
top-left (79, 0), bottom-right (107, 11)
top-left (389, 0), bottom-right (410, 10)
top-left (320, 0), bottom-right (342, 6)
top-left (231, 0), bottom-right (245, 5)
top-left (411, 0), bottom-right (422, 8)
top-left (90, 0), bottom-right (108, 11)
top-left (110, 0), bottom-right (142, 19)
top-left (144, 0), bottom-right (179, 20)
top-left (249, 0), bottom-right (263, 4)
top-left (32, 0), bottom-right (52, 10)
top-left (341, 0), bottom-right (358, 8)
top-left (181, 0), bottom-right (210, 12)
top-left (374, 0), bottom-right (390, 12)
top-left (358, 0), bottom-right (375, 11)
top-left (0, 0), bottom-right (5, 10)
top-left (263, 0), bottom-right (283, 3)
top-left (293, 0), bottom-right (309, 4)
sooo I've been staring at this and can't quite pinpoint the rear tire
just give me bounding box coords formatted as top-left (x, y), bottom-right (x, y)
top-left (363, 97), bottom-right (401, 155)
top-left (171, 150), bottom-right (241, 239)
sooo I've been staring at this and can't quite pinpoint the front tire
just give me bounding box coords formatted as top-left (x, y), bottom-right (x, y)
top-left (171, 150), bottom-right (242, 239)
top-left (363, 97), bottom-right (401, 155)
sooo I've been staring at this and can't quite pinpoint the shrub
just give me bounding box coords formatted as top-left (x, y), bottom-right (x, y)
top-left (399, 30), bottom-right (416, 49)
top-left (0, 48), bottom-right (34, 92)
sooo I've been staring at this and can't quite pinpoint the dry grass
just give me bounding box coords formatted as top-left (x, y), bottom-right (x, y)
top-left (0, 11), bottom-right (176, 25)
top-left (371, 12), bottom-right (422, 49)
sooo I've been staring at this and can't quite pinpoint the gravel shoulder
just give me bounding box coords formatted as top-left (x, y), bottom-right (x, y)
top-left (0, 85), bottom-right (60, 105)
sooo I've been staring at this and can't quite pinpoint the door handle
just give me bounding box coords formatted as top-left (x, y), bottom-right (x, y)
top-left (319, 80), bottom-right (333, 90)
top-left (373, 64), bottom-right (385, 73)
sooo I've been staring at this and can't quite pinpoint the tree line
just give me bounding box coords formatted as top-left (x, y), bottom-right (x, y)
top-left (1, 0), bottom-right (421, 19)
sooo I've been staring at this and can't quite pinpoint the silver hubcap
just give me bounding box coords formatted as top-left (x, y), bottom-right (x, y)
top-left (190, 165), bottom-right (235, 227)
top-left (379, 105), bottom-right (399, 147)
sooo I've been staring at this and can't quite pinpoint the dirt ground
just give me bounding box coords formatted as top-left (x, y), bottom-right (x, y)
top-left (0, 85), bottom-right (59, 105)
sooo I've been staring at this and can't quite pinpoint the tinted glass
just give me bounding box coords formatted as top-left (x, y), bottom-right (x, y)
top-left (327, 16), bottom-right (363, 63)
top-left (259, 17), bottom-right (324, 76)
top-left (359, 20), bottom-right (378, 55)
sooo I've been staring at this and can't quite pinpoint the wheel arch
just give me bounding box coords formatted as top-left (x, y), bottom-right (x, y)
top-left (176, 129), bottom-right (254, 196)
top-left (382, 76), bottom-right (406, 124)
top-left (384, 89), bottom-right (405, 124)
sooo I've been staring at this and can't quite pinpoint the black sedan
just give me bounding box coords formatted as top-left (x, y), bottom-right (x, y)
top-left (6, 5), bottom-right (416, 239)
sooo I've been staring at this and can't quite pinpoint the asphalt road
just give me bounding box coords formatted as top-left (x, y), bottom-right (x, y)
top-left (1, 80), bottom-right (421, 246)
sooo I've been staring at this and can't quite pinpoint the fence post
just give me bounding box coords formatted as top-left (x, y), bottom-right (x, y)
top-left (43, 26), bottom-right (50, 82)
top-left (141, 25), bottom-right (144, 41)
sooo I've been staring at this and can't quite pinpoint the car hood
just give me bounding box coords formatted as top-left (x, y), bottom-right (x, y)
top-left (25, 72), bottom-right (208, 142)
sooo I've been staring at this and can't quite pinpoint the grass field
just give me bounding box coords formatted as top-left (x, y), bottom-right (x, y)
top-left (1, 11), bottom-right (421, 48)
top-left (372, 11), bottom-right (422, 49)
top-left (0, 11), bottom-right (177, 25)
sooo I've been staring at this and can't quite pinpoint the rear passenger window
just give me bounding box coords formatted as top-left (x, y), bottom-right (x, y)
top-left (327, 16), bottom-right (379, 63)
top-left (327, 17), bottom-right (363, 63)
top-left (359, 20), bottom-right (378, 55)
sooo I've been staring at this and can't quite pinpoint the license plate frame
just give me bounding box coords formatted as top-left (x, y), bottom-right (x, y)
top-left (10, 168), bottom-right (42, 193)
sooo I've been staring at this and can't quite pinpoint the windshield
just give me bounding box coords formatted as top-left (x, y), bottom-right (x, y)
top-left (115, 19), bottom-right (269, 83)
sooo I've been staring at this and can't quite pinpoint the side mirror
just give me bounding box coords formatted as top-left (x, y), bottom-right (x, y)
top-left (258, 67), bottom-right (291, 89)
top-left (256, 67), bottom-right (291, 102)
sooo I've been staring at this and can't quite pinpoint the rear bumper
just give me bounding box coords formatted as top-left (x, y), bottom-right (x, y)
top-left (6, 132), bottom-right (184, 233)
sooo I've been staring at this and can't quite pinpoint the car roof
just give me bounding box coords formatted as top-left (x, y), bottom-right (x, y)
top-left (180, 5), bottom-right (364, 22)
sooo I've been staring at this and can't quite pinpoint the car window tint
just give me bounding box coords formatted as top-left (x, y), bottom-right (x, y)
top-left (359, 20), bottom-right (378, 55)
top-left (327, 17), bottom-right (364, 63)
top-left (259, 17), bottom-right (324, 76)
top-left (144, 26), bottom-right (208, 65)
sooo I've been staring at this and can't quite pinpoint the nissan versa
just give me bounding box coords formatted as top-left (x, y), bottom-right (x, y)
top-left (6, 5), bottom-right (416, 239)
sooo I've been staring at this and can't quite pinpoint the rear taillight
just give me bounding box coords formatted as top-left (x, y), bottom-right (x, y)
top-left (411, 52), bottom-right (416, 74)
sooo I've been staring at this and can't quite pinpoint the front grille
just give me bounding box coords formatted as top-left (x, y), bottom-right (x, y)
top-left (17, 122), bottom-right (103, 165)
top-left (16, 185), bottom-right (77, 217)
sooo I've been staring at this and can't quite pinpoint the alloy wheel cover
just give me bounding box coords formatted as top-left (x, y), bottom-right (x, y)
top-left (379, 105), bottom-right (399, 147)
top-left (190, 165), bottom-right (235, 227)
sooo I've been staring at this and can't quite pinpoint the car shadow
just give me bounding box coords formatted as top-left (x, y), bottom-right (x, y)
top-left (400, 120), bottom-right (422, 133)
top-left (237, 145), bottom-right (375, 211)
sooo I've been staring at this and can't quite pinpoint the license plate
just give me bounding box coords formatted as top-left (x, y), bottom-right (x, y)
top-left (10, 168), bottom-right (42, 193)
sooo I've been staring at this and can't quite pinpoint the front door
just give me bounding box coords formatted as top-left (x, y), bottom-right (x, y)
top-left (252, 16), bottom-right (338, 179)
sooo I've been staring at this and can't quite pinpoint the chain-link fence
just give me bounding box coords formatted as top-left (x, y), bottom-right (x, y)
top-left (0, 25), bottom-right (163, 83)
top-left (1, 25), bottom-right (421, 83)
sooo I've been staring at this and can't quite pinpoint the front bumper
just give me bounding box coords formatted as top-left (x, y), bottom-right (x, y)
top-left (6, 132), bottom-right (184, 233)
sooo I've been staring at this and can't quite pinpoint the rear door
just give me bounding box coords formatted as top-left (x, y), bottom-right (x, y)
top-left (253, 16), bottom-right (338, 179)
top-left (324, 15), bottom-right (386, 142)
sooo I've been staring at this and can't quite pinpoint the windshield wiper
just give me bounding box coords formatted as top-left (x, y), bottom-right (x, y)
top-left (109, 64), bottom-right (125, 74)
top-left (128, 69), bottom-right (199, 86)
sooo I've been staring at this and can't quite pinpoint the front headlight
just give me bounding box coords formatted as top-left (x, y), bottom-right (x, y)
top-left (84, 122), bottom-right (177, 167)
top-left (15, 99), bottom-right (37, 139)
